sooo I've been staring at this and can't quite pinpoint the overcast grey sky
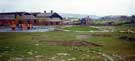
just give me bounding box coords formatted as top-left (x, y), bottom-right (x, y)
top-left (0, 0), bottom-right (134, 16)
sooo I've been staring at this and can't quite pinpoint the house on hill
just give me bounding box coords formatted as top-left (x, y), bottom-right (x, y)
top-left (80, 16), bottom-right (92, 25)
top-left (63, 18), bottom-right (79, 25)
top-left (31, 10), bottom-right (63, 25)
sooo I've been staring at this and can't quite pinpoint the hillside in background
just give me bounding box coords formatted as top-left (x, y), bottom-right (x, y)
top-left (59, 13), bottom-right (100, 19)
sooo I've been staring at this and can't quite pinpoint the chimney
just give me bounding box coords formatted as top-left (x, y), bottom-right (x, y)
top-left (51, 10), bottom-right (53, 13)
top-left (44, 11), bottom-right (46, 13)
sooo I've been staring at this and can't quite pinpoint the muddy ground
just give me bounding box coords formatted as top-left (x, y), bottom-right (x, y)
top-left (46, 41), bottom-right (102, 47)
top-left (123, 56), bottom-right (135, 61)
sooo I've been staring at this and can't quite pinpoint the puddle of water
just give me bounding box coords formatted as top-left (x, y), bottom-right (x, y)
top-left (0, 26), bottom-right (55, 32)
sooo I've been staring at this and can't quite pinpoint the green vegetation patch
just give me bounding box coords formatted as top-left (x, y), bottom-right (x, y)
top-left (0, 26), bottom-right (135, 61)
top-left (63, 26), bottom-right (98, 31)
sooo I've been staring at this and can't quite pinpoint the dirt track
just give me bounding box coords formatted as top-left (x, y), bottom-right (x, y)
top-left (46, 41), bottom-right (102, 47)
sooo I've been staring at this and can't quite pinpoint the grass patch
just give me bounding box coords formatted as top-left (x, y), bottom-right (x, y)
top-left (63, 26), bottom-right (98, 31)
top-left (0, 28), bottom-right (134, 61)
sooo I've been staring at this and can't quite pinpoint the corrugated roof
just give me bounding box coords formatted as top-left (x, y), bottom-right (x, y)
top-left (0, 12), bottom-right (31, 15)
top-left (36, 13), bottom-right (63, 19)
top-left (37, 13), bottom-right (53, 17)
top-left (0, 12), bottom-right (35, 20)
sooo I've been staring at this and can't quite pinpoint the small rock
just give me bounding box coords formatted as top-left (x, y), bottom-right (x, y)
top-left (35, 44), bottom-right (39, 46)
top-left (81, 57), bottom-right (85, 59)
top-left (15, 57), bottom-right (24, 61)
top-left (35, 55), bottom-right (43, 58)
top-left (50, 56), bottom-right (56, 60)
top-left (57, 53), bottom-right (70, 56)
top-left (27, 52), bottom-right (33, 55)
top-left (60, 60), bottom-right (65, 61)
top-left (86, 55), bottom-right (90, 57)
top-left (68, 58), bottom-right (76, 61)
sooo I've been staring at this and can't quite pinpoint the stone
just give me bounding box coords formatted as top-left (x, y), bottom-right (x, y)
top-left (35, 55), bottom-right (43, 58)
top-left (27, 52), bottom-right (33, 55)
top-left (35, 44), bottom-right (39, 46)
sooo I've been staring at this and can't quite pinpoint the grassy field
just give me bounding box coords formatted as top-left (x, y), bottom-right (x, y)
top-left (0, 26), bottom-right (134, 61)
top-left (62, 26), bottom-right (98, 31)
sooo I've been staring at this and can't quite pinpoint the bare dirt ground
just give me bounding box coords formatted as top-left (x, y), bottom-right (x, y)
top-left (46, 41), bottom-right (102, 47)
top-left (91, 34), bottom-right (112, 37)
top-left (124, 56), bottom-right (135, 61)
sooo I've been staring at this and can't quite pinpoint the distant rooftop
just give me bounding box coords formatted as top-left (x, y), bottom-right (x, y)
top-left (0, 12), bottom-right (32, 16)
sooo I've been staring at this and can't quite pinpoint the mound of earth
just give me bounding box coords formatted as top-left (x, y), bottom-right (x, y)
top-left (91, 34), bottom-right (112, 37)
top-left (124, 56), bottom-right (135, 61)
top-left (119, 36), bottom-right (135, 42)
top-left (46, 41), bottom-right (102, 47)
